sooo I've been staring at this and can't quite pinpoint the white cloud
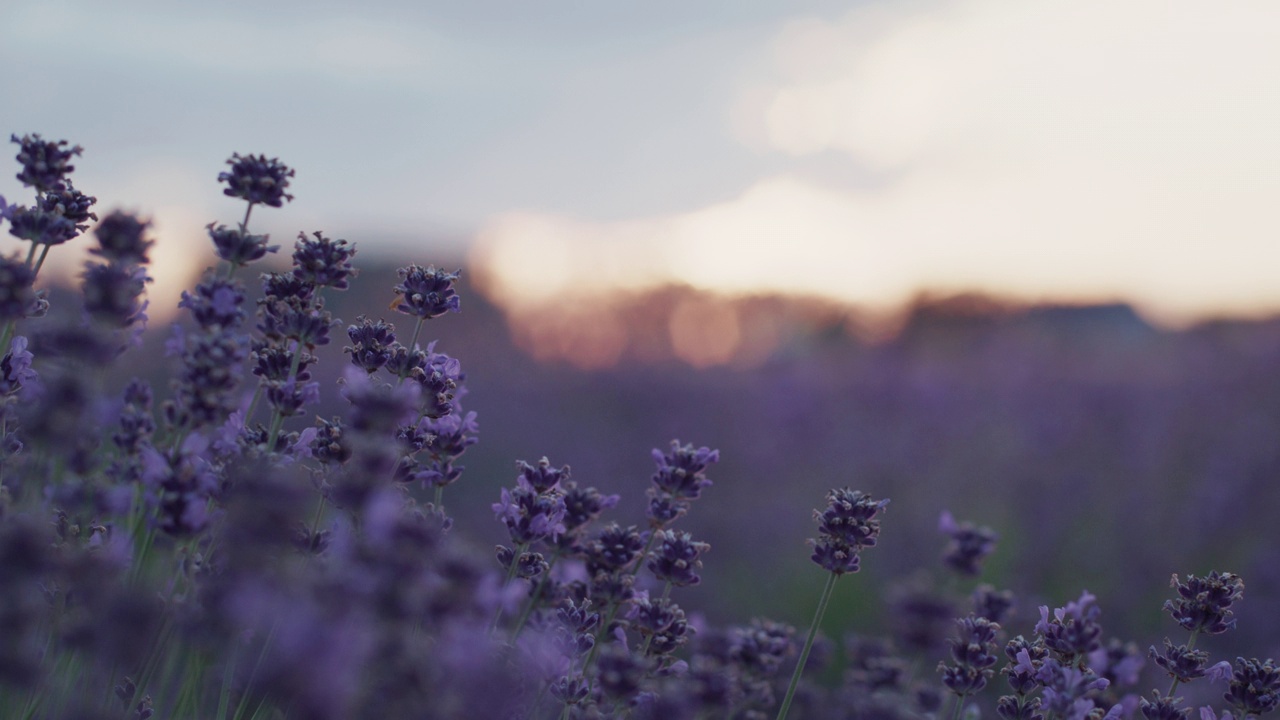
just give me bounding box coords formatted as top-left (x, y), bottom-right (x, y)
top-left (474, 0), bottom-right (1280, 325)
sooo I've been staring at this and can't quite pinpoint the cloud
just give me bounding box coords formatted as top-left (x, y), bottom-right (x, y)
top-left (474, 0), bottom-right (1280, 325)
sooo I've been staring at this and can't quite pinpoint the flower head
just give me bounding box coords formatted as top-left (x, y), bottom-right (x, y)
top-left (809, 488), bottom-right (889, 575)
top-left (647, 529), bottom-right (710, 587)
top-left (92, 210), bottom-right (153, 265)
top-left (12, 133), bottom-right (82, 192)
top-left (7, 206), bottom-right (78, 246)
top-left (1223, 657), bottom-right (1280, 717)
top-left (292, 231), bottom-right (355, 290)
top-left (1165, 572), bottom-right (1244, 636)
top-left (0, 254), bottom-right (37, 322)
top-left (218, 152), bottom-right (294, 207)
top-left (207, 223), bottom-right (278, 267)
top-left (939, 510), bottom-right (999, 576)
top-left (392, 264), bottom-right (461, 319)
top-left (38, 179), bottom-right (97, 231)
top-left (1036, 591), bottom-right (1104, 658)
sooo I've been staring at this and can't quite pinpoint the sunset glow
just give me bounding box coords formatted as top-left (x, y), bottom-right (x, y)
top-left (470, 0), bottom-right (1280, 363)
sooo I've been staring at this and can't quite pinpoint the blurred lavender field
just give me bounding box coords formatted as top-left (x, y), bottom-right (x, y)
top-left (113, 265), bottom-right (1280, 660)
top-left (10, 131), bottom-right (1280, 719)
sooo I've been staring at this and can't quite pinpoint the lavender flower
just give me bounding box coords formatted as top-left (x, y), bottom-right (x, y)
top-left (586, 523), bottom-right (648, 576)
top-left (1141, 692), bottom-right (1192, 720)
top-left (11, 133), bottom-right (82, 192)
top-left (38, 179), bottom-right (97, 232)
top-left (218, 152), bottom-right (294, 207)
top-left (392, 264), bottom-right (461, 319)
top-left (939, 510), bottom-right (999, 576)
top-left (82, 262), bottom-right (148, 327)
top-left (492, 477), bottom-right (567, 546)
top-left (939, 615), bottom-right (1002, 696)
top-left (809, 488), bottom-right (889, 575)
top-left (650, 439), bottom-right (719, 501)
top-left (92, 210), bottom-right (153, 265)
top-left (345, 316), bottom-right (396, 373)
top-left (1223, 658), bottom-right (1280, 717)
top-left (647, 529), bottom-right (710, 587)
top-left (1165, 572), bottom-right (1245, 636)
top-left (207, 222), bottom-right (278, 267)
top-left (1151, 639), bottom-right (1211, 684)
top-left (1036, 591), bottom-right (1104, 658)
top-left (974, 584), bottom-right (1017, 624)
top-left (0, 255), bottom-right (35, 321)
top-left (292, 230), bottom-right (355, 290)
top-left (6, 205), bottom-right (78, 246)
top-left (0, 336), bottom-right (37, 395)
top-left (518, 456), bottom-right (571, 494)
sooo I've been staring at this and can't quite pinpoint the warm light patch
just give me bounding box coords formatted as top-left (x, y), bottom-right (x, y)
top-left (668, 297), bottom-right (741, 368)
top-left (471, 0), bottom-right (1280, 348)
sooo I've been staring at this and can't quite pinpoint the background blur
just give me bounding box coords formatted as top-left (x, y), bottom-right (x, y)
top-left (5, 0), bottom-right (1280, 666)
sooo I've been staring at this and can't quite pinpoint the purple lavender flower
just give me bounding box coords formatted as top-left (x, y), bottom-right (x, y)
top-left (218, 152), bottom-right (294, 207)
top-left (257, 299), bottom-right (334, 349)
top-left (647, 529), bottom-right (710, 587)
top-left (251, 343), bottom-right (314, 383)
top-left (291, 231), bottom-right (355, 290)
top-left (939, 510), bottom-right (999, 576)
top-left (1003, 637), bottom-right (1050, 696)
top-left (92, 210), bottom-right (153, 265)
top-left (559, 481), bottom-right (620, 539)
top-left (1036, 590), bottom-right (1104, 658)
top-left (974, 584), bottom-right (1016, 624)
top-left (345, 316), bottom-right (396, 373)
top-left (0, 336), bottom-right (36, 395)
top-left (1165, 572), bottom-right (1244, 636)
top-left (392, 264), bottom-right (461, 319)
top-left (809, 489), bottom-right (889, 575)
top-left (6, 205), bottom-right (78, 246)
top-left (492, 478), bottom-right (567, 546)
top-left (1141, 692), bottom-right (1192, 720)
top-left (518, 456), bottom-right (570, 494)
top-left (939, 615), bottom-right (1002, 696)
top-left (38, 179), bottom-right (97, 233)
top-left (417, 342), bottom-right (463, 418)
top-left (140, 444), bottom-right (218, 536)
top-left (207, 222), bottom-right (278, 266)
top-left (261, 271), bottom-right (314, 302)
top-left (1151, 639), bottom-right (1211, 684)
top-left (586, 523), bottom-right (648, 576)
top-left (112, 378), bottom-right (154, 453)
top-left (166, 328), bottom-right (248, 428)
top-left (11, 133), bottom-right (82, 192)
top-left (651, 439), bottom-right (719, 501)
top-left (339, 367), bottom-right (420, 434)
top-left (630, 594), bottom-right (691, 656)
top-left (82, 262), bottom-right (149, 327)
top-left (310, 417), bottom-right (352, 465)
top-left (1035, 657), bottom-right (1110, 720)
top-left (1223, 657), bottom-right (1280, 717)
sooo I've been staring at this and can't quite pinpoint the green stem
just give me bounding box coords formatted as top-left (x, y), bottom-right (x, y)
top-left (33, 244), bottom-right (51, 275)
top-left (777, 571), bottom-right (840, 720)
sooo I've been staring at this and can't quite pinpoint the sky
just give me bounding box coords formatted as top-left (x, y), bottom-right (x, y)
top-left (3, 0), bottom-right (1280, 328)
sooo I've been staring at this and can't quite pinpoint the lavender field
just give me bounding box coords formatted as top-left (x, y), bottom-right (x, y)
top-left (2, 134), bottom-right (1279, 719)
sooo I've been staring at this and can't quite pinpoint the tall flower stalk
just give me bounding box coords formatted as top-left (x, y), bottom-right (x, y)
top-left (777, 489), bottom-right (889, 720)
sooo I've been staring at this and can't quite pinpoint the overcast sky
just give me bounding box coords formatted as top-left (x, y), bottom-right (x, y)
top-left (3, 0), bottom-right (1280, 325)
